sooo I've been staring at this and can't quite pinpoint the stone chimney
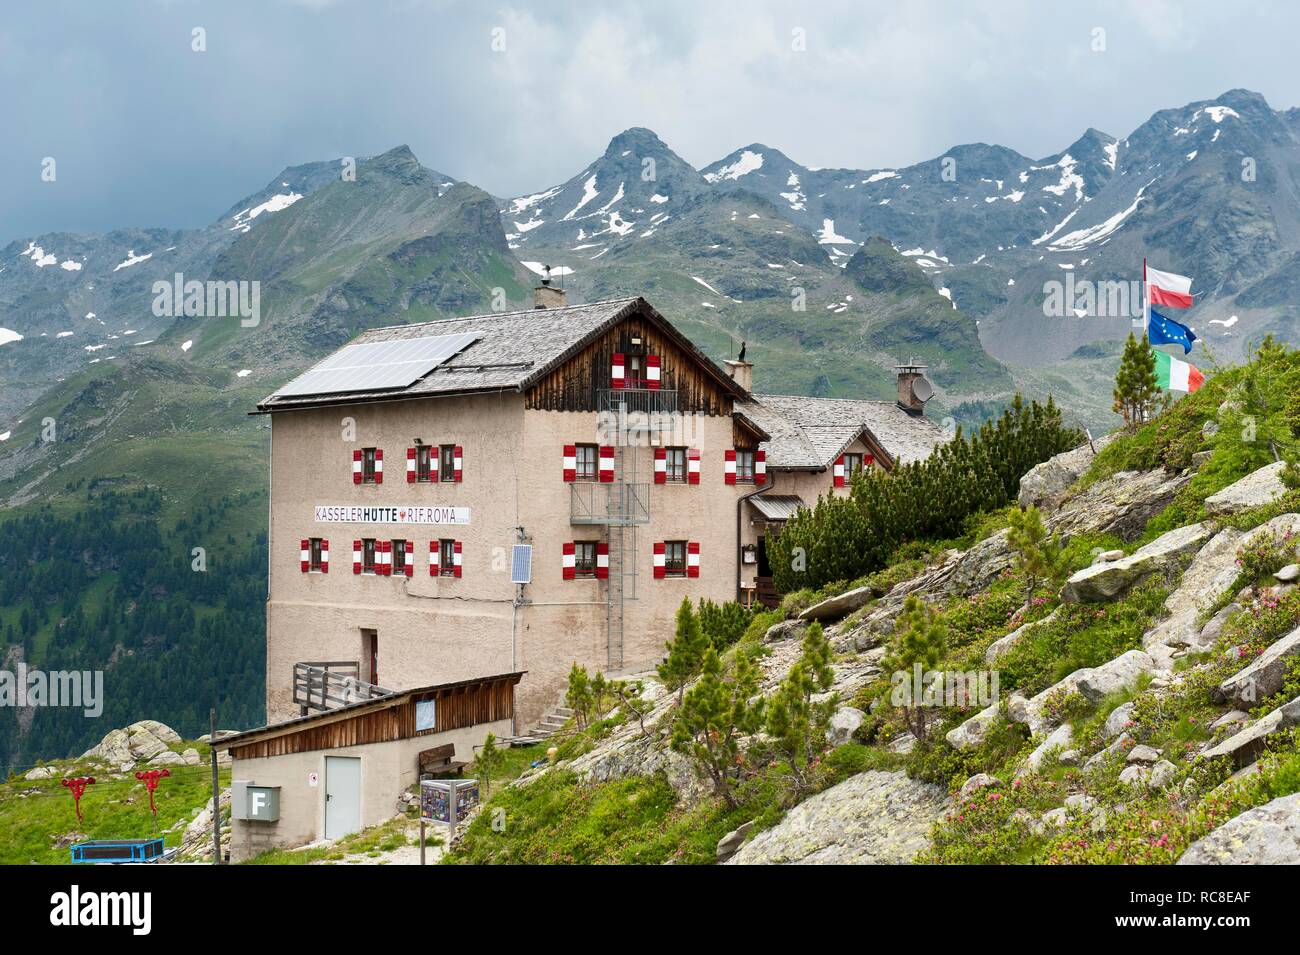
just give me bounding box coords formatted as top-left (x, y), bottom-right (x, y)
top-left (723, 359), bottom-right (753, 393)
top-left (895, 359), bottom-right (932, 415)
top-left (532, 267), bottom-right (566, 309)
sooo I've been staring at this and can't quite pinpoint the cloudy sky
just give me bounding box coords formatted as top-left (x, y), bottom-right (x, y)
top-left (2, 0), bottom-right (1297, 243)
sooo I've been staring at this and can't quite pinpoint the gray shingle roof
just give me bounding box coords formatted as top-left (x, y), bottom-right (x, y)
top-left (740, 394), bottom-right (948, 469)
top-left (257, 297), bottom-right (666, 411)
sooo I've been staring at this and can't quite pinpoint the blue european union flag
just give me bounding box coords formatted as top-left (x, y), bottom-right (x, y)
top-left (1148, 307), bottom-right (1197, 354)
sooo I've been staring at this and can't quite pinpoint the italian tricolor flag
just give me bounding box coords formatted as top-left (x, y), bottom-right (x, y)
top-left (1153, 348), bottom-right (1204, 393)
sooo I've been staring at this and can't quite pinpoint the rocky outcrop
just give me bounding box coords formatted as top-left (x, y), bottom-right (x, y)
top-left (1177, 792), bottom-right (1300, 864)
top-left (985, 609), bottom-right (1059, 665)
top-left (1204, 461), bottom-right (1288, 516)
top-left (715, 821), bottom-right (754, 863)
top-left (763, 619), bottom-right (807, 644)
top-left (945, 702), bottom-right (1002, 750)
top-left (726, 771), bottom-right (946, 864)
top-left (1060, 522), bottom-right (1213, 602)
top-left (178, 788), bottom-right (231, 862)
top-left (1076, 650), bottom-right (1160, 702)
top-left (1048, 469), bottom-right (1189, 542)
top-left (1199, 696), bottom-right (1300, 768)
top-left (1018, 436), bottom-right (1112, 511)
top-left (1217, 626), bottom-right (1300, 706)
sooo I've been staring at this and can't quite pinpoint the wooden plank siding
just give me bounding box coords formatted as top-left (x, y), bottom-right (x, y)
top-left (525, 312), bottom-right (736, 416)
top-left (228, 676), bottom-right (518, 760)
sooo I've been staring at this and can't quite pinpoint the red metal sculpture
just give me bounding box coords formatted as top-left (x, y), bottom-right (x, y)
top-left (134, 768), bottom-right (170, 817)
top-left (61, 776), bottom-right (96, 823)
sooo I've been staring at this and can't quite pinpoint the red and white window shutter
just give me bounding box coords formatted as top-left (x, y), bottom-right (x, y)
top-left (596, 542), bottom-right (609, 580)
top-left (724, 449), bottom-right (737, 485)
top-left (611, 353), bottom-right (626, 389)
top-left (645, 354), bottom-right (661, 390)
top-left (403, 540), bottom-right (413, 577)
top-left (653, 447), bottom-right (667, 484)
top-left (562, 542), bottom-right (576, 580)
top-left (374, 448), bottom-right (384, 484)
top-left (380, 540), bottom-right (392, 576)
top-left (428, 541), bottom-right (440, 576)
top-left (653, 541), bottom-right (666, 579)
top-left (562, 445), bottom-right (577, 482)
top-left (352, 450), bottom-right (362, 485)
top-left (688, 448), bottom-right (701, 484)
top-left (833, 455), bottom-right (846, 488)
top-left (453, 541), bottom-right (463, 578)
top-left (865, 453), bottom-right (875, 468)
top-left (406, 447), bottom-right (416, 483)
top-left (300, 539), bottom-right (310, 573)
top-left (598, 446), bottom-right (615, 482)
top-left (320, 539), bottom-right (329, 574)
top-left (453, 446), bottom-right (463, 482)
top-left (755, 449), bottom-right (767, 485)
top-left (353, 540), bottom-right (362, 574)
top-left (687, 541), bottom-right (701, 578)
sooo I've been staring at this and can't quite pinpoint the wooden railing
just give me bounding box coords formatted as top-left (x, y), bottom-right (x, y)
top-left (293, 661), bottom-right (394, 714)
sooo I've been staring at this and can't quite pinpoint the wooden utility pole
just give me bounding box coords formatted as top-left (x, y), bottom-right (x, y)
top-left (210, 706), bottom-right (221, 865)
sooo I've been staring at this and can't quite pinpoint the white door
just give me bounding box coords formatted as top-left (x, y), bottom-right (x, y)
top-left (324, 756), bottom-right (361, 840)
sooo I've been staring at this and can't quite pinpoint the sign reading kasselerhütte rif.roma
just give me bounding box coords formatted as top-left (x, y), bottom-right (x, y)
top-left (314, 505), bottom-right (471, 525)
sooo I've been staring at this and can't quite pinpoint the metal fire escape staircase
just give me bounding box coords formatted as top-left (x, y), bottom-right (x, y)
top-left (570, 387), bottom-right (675, 670)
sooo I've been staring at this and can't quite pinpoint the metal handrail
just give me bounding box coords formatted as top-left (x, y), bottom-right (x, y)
top-left (570, 481), bottom-right (651, 525)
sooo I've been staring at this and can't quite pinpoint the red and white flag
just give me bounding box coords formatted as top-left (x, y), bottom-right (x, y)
top-left (1146, 265), bottom-right (1193, 310)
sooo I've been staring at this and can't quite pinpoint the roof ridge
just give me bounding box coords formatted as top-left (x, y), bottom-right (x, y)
top-left (362, 296), bottom-right (642, 334)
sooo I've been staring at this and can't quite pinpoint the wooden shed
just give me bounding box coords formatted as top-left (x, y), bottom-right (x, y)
top-left (213, 672), bottom-right (523, 860)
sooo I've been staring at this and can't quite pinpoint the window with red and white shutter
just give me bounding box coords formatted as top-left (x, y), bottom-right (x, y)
top-left (688, 448), bottom-right (701, 484)
top-left (723, 450), bottom-right (737, 485)
top-left (406, 447), bottom-right (416, 483)
top-left (402, 540), bottom-right (413, 577)
top-left (562, 542), bottom-right (576, 580)
top-left (611, 353), bottom-right (625, 389)
top-left (755, 449), bottom-right (767, 486)
top-left (563, 445), bottom-right (577, 482)
top-left (687, 541), bottom-right (701, 578)
top-left (374, 448), bottom-right (384, 484)
top-left (598, 446), bottom-right (615, 482)
top-left (353, 539), bottom-right (363, 574)
top-left (428, 540), bottom-right (440, 576)
top-left (453, 446), bottom-right (463, 482)
top-left (300, 539), bottom-right (310, 573)
top-left (653, 448), bottom-right (667, 484)
top-left (596, 542), bottom-right (609, 579)
top-left (378, 539), bottom-right (392, 576)
top-left (352, 450), bottom-right (363, 484)
top-left (833, 455), bottom-right (846, 488)
top-left (653, 541), bottom-right (666, 579)
top-left (451, 541), bottom-right (462, 578)
top-left (645, 354), bottom-right (661, 390)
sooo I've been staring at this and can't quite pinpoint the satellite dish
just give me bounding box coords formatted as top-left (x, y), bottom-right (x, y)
top-left (911, 376), bottom-right (934, 403)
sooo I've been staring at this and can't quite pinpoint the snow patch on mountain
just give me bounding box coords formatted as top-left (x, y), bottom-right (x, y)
top-left (113, 250), bottom-right (153, 271)
top-left (704, 150), bottom-right (763, 183)
top-left (562, 175), bottom-right (600, 220)
top-left (230, 192), bottom-right (302, 233)
top-left (21, 242), bottom-right (57, 267)
top-left (0, 328), bottom-right (23, 346)
top-left (817, 219), bottom-right (855, 244)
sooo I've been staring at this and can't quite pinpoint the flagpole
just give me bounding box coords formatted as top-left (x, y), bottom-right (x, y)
top-left (1142, 257), bottom-right (1149, 335)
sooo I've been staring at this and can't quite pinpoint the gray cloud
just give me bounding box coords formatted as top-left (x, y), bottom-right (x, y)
top-left (2, 0), bottom-right (1297, 243)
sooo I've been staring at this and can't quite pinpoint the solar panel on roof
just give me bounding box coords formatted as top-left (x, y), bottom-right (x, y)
top-left (273, 331), bottom-right (480, 398)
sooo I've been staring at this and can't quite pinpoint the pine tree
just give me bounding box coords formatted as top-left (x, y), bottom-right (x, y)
top-left (765, 622), bottom-right (837, 799)
top-left (1113, 332), bottom-right (1161, 427)
top-left (473, 732), bottom-right (502, 796)
top-left (882, 595), bottom-right (948, 741)
top-left (1006, 504), bottom-right (1067, 606)
top-left (565, 663), bottom-right (592, 729)
top-left (657, 598), bottom-right (709, 704)
top-left (670, 648), bottom-right (765, 807)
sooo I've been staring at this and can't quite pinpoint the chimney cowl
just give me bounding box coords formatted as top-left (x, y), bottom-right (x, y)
top-left (533, 265), bottom-right (566, 309)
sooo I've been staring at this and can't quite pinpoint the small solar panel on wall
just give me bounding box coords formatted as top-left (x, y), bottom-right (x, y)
top-left (510, 544), bottom-right (533, 584)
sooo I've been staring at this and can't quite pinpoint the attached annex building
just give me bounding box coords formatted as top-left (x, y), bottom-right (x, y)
top-left (257, 286), bottom-right (946, 728)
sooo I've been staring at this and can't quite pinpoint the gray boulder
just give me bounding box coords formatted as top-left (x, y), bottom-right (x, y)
top-left (800, 586), bottom-right (873, 623)
top-left (1177, 792), bottom-right (1300, 864)
top-left (827, 706), bottom-right (866, 746)
top-left (726, 771), bottom-right (946, 864)
top-left (1103, 702), bottom-right (1137, 740)
top-left (1060, 522), bottom-right (1214, 603)
top-left (945, 702), bottom-right (1002, 750)
top-left (128, 719), bottom-right (181, 744)
top-left (1148, 760), bottom-right (1178, 789)
top-left (1199, 696), bottom-right (1300, 768)
top-left (985, 609), bottom-right (1059, 665)
top-left (1276, 564), bottom-right (1300, 583)
top-left (1076, 650), bottom-right (1160, 702)
top-left (958, 773), bottom-right (1002, 799)
top-left (716, 821), bottom-right (754, 863)
top-left (1017, 437), bottom-right (1111, 512)
top-left (763, 619), bottom-right (807, 643)
top-left (1022, 723), bottom-right (1074, 774)
top-left (1126, 744), bottom-right (1161, 764)
top-left (81, 728), bottom-right (133, 765)
top-left (1204, 461), bottom-right (1288, 516)
top-left (1217, 625), bottom-right (1300, 706)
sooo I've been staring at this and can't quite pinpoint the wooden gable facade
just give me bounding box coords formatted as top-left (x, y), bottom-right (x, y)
top-left (524, 300), bottom-right (743, 416)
